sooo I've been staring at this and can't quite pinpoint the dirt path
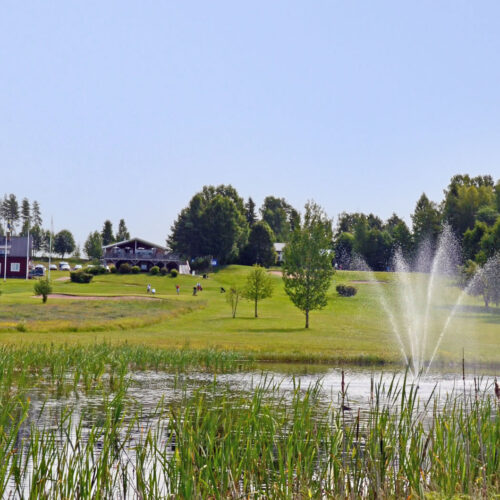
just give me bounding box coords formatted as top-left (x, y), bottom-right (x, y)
top-left (268, 270), bottom-right (283, 276)
top-left (34, 294), bottom-right (162, 301)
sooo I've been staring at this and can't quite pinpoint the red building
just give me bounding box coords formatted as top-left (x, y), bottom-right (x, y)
top-left (0, 236), bottom-right (32, 279)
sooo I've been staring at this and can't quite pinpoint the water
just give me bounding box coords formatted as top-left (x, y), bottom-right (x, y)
top-left (356, 226), bottom-right (495, 377)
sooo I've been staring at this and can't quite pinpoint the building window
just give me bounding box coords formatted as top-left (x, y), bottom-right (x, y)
top-left (10, 263), bottom-right (20, 272)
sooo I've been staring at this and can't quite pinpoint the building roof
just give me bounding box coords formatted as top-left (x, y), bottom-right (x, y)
top-left (103, 237), bottom-right (167, 251)
top-left (0, 236), bottom-right (32, 257)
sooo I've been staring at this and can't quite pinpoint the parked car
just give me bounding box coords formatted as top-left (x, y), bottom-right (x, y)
top-left (60, 263), bottom-right (71, 271)
top-left (73, 264), bottom-right (82, 270)
top-left (29, 267), bottom-right (45, 278)
top-left (49, 264), bottom-right (57, 271)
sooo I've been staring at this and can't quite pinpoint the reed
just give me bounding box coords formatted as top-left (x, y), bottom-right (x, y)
top-left (0, 366), bottom-right (497, 498)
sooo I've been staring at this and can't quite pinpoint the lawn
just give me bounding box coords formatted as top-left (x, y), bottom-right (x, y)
top-left (0, 266), bottom-right (498, 366)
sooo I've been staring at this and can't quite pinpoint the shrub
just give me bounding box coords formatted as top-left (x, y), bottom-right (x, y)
top-left (70, 270), bottom-right (93, 283)
top-left (109, 265), bottom-right (117, 274)
top-left (170, 268), bottom-right (178, 278)
top-left (131, 266), bottom-right (140, 274)
top-left (119, 263), bottom-right (132, 274)
top-left (150, 266), bottom-right (160, 275)
top-left (160, 267), bottom-right (168, 276)
top-left (34, 279), bottom-right (52, 303)
top-left (190, 256), bottom-right (213, 272)
top-left (336, 284), bottom-right (357, 297)
top-left (86, 265), bottom-right (106, 275)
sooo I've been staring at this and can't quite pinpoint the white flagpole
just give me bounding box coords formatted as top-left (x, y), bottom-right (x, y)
top-left (3, 220), bottom-right (7, 282)
top-left (48, 217), bottom-right (53, 280)
top-left (25, 221), bottom-right (30, 280)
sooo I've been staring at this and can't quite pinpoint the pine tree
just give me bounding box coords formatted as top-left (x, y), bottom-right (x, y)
top-left (245, 197), bottom-right (257, 226)
top-left (101, 220), bottom-right (114, 246)
top-left (31, 201), bottom-right (42, 227)
top-left (115, 219), bottom-right (130, 242)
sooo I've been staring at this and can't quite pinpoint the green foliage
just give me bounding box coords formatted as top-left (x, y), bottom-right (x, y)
top-left (443, 175), bottom-right (496, 236)
top-left (85, 265), bottom-right (106, 275)
top-left (260, 196), bottom-right (299, 241)
top-left (479, 217), bottom-right (500, 260)
top-left (226, 285), bottom-right (242, 318)
top-left (170, 268), bottom-right (178, 277)
top-left (461, 255), bottom-right (500, 309)
top-left (118, 263), bottom-right (131, 274)
top-left (115, 219), bottom-right (130, 242)
top-left (411, 193), bottom-right (442, 249)
top-left (131, 265), bottom-right (141, 274)
top-left (333, 231), bottom-right (355, 269)
top-left (33, 279), bottom-right (52, 303)
top-left (336, 284), bottom-right (358, 297)
top-left (101, 220), bottom-right (114, 246)
top-left (190, 256), bottom-right (212, 272)
top-left (84, 231), bottom-right (103, 260)
top-left (463, 221), bottom-right (488, 261)
top-left (241, 221), bottom-right (277, 267)
top-left (159, 267), bottom-right (168, 276)
top-left (168, 185), bottom-right (248, 263)
top-left (54, 229), bottom-right (75, 258)
top-left (282, 201), bottom-right (334, 328)
top-left (70, 270), bottom-right (93, 283)
top-left (0, 194), bottom-right (20, 233)
top-left (353, 220), bottom-right (392, 271)
top-left (109, 265), bottom-right (117, 274)
top-left (243, 265), bottom-right (274, 317)
top-left (150, 266), bottom-right (160, 275)
top-left (245, 197), bottom-right (257, 226)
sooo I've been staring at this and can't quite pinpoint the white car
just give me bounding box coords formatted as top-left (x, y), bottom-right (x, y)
top-left (49, 264), bottom-right (57, 271)
top-left (60, 263), bottom-right (71, 271)
top-left (73, 264), bottom-right (83, 270)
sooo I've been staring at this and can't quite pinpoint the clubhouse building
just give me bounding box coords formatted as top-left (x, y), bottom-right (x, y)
top-left (102, 237), bottom-right (190, 274)
top-left (0, 236), bottom-right (32, 279)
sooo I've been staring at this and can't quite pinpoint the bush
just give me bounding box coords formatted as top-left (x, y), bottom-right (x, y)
top-left (70, 270), bottom-right (93, 283)
top-left (34, 279), bottom-right (52, 303)
top-left (150, 266), bottom-right (160, 275)
top-left (86, 265), bottom-right (106, 275)
top-left (119, 263), bottom-right (132, 274)
top-left (336, 284), bottom-right (357, 297)
top-left (131, 265), bottom-right (140, 274)
top-left (170, 268), bottom-right (178, 278)
top-left (109, 265), bottom-right (117, 274)
top-left (160, 267), bottom-right (168, 276)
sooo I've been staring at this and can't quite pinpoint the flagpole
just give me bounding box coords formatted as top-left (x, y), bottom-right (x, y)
top-left (48, 217), bottom-right (53, 280)
top-left (25, 221), bottom-right (30, 280)
top-left (3, 220), bottom-right (8, 282)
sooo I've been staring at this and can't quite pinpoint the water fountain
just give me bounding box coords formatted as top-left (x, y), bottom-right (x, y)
top-left (358, 225), bottom-right (488, 377)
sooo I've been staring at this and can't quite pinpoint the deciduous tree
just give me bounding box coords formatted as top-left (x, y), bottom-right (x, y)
top-left (243, 265), bottom-right (274, 317)
top-left (84, 231), bottom-right (103, 260)
top-left (282, 201), bottom-right (334, 328)
top-left (54, 230), bottom-right (75, 258)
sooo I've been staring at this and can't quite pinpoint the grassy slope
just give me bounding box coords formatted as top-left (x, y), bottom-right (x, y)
top-left (0, 266), bottom-right (498, 365)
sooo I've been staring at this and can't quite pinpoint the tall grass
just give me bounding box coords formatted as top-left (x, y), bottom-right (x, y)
top-left (0, 363), bottom-right (497, 498)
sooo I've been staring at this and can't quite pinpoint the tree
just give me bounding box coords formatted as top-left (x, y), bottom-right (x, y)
top-left (260, 196), bottom-right (291, 241)
top-left (241, 221), bottom-right (276, 267)
top-left (115, 219), bottom-right (130, 242)
top-left (101, 220), bottom-right (114, 246)
top-left (34, 279), bottom-right (52, 303)
top-left (245, 197), bottom-right (257, 226)
top-left (333, 232), bottom-right (355, 269)
top-left (54, 230), bottom-right (75, 258)
top-left (84, 231), bottom-right (103, 260)
top-left (462, 255), bottom-right (500, 309)
top-left (169, 185), bottom-right (248, 263)
top-left (411, 193), bottom-right (442, 249)
top-left (1, 194), bottom-right (20, 233)
top-left (30, 225), bottom-right (44, 254)
top-left (463, 221), bottom-right (488, 261)
top-left (282, 201), bottom-right (334, 328)
top-left (243, 265), bottom-right (274, 317)
top-left (20, 198), bottom-right (31, 236)
top-left (31, 200), bottom-right (42, 227)
top-left (226, 285), bottom-right (243, 318)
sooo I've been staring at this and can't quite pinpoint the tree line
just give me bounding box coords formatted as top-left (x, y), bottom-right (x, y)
top-left (168, 174), bottom-right (500, 270)
top-left (0, 193), bottom-right (131, 260)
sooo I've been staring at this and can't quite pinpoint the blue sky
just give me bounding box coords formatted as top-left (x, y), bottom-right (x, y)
top-left (1, 1), bottom-right (499, 247)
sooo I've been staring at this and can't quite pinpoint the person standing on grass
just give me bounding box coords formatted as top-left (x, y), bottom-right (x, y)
top-left (147, 283), bottom-right (151, 293)
top-left (193, 286), bottom-right (197, 296)
top-left (176, 284), bottom-right (180, 294)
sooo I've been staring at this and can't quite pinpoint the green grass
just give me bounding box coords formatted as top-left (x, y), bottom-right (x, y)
top-left (0, 266), bottom-right (498, 365)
